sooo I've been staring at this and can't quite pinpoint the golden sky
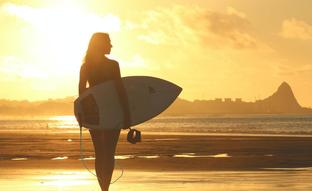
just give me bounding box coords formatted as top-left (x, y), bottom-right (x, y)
top-left (0, 0), bottom-right (312, 107)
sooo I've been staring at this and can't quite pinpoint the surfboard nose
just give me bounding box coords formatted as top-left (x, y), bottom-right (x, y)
top-left (122, 76), bottom-right (182, 126)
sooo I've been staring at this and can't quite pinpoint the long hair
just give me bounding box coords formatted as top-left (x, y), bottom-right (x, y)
top-left (83, 32), bottom-right (110, 65)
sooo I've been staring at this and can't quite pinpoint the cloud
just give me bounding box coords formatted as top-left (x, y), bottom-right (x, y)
top-left (0, 56), bottom-right (47, 80)
top-left (1, 2), bottom-right (121, 33)
top-left (273, 60), bottom-right (312, 77)
top-left (226, 6), bottom-right (246, 18)
top-left (280, 18), bottom-right (312, 40)
top-left (129, 5), bottom-right (258, 49)
top-left (292, 64), bottom-right (312, 75)
top-left (119, 54), bottom-right (148, 68)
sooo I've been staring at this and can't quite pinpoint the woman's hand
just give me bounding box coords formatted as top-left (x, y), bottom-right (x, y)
top-left (122, 113), bottom-right (131, 129)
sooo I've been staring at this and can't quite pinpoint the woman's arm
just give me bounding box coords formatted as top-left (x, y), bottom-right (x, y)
top-left (113, 62), bottom-right (131, 129)
top-left (79, 64), bottom-right (88, 95)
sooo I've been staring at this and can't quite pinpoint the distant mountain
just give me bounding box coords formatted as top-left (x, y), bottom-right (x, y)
top-left (0, 82), bottom-right (311, 116)
top-left (255, 82), bottom-right (303, 113)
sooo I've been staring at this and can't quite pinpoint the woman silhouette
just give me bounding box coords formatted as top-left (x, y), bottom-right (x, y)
top-left (79, 32), bottom-right (131, 191)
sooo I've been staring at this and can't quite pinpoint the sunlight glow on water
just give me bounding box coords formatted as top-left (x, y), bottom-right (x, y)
top-left (173, 153), bottom-right (231, 158)
top-left (49, 116), bottom-right (76, 121)
top-left (48, 115), bottom-right (78, 129)
top-left (11, 158), bottom-right (28, 161)
top-left (51, 156), bottom-right (68, 160)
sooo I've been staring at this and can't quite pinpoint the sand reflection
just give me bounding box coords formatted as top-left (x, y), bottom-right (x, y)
top-left (1, 169), bottom-right (312, 191)
top-left (39, 172), bottom-right (93, 188)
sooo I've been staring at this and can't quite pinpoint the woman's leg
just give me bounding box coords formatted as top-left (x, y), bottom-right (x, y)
top-left (89, 129), bottom-right (121, 191)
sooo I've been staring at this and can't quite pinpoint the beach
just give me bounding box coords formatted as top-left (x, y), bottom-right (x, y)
top-left (1, 130), bottom-right (312, 190)
top-left (1, 0), bottom-right (312, 190)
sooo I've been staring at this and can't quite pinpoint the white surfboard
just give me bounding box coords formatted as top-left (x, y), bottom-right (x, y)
top-left (74, 76), bottom-right (182, 130)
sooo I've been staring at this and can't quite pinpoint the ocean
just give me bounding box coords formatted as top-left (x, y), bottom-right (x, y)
top-left (1, 114), bottom-right (312, 136)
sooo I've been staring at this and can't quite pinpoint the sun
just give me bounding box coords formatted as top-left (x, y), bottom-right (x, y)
top-left (5, 2), bottom-right (121, 74)
top-left (0, 2), bottom-right (123, 100)
top-left (35, 6), bottom-right (121, 73)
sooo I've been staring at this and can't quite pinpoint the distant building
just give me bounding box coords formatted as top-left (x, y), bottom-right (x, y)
top-left (214, 98), bottom-right (222, 102)
top-left (224, 98), bottom-right (232, 103)
top-left (235, 98), bottom-right (242, 102)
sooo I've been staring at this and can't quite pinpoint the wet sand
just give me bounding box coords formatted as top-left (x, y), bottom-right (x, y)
top-left (1, 130), bottom-right (312, 170)
top-left (0, 130), bottom-right (312, 190)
